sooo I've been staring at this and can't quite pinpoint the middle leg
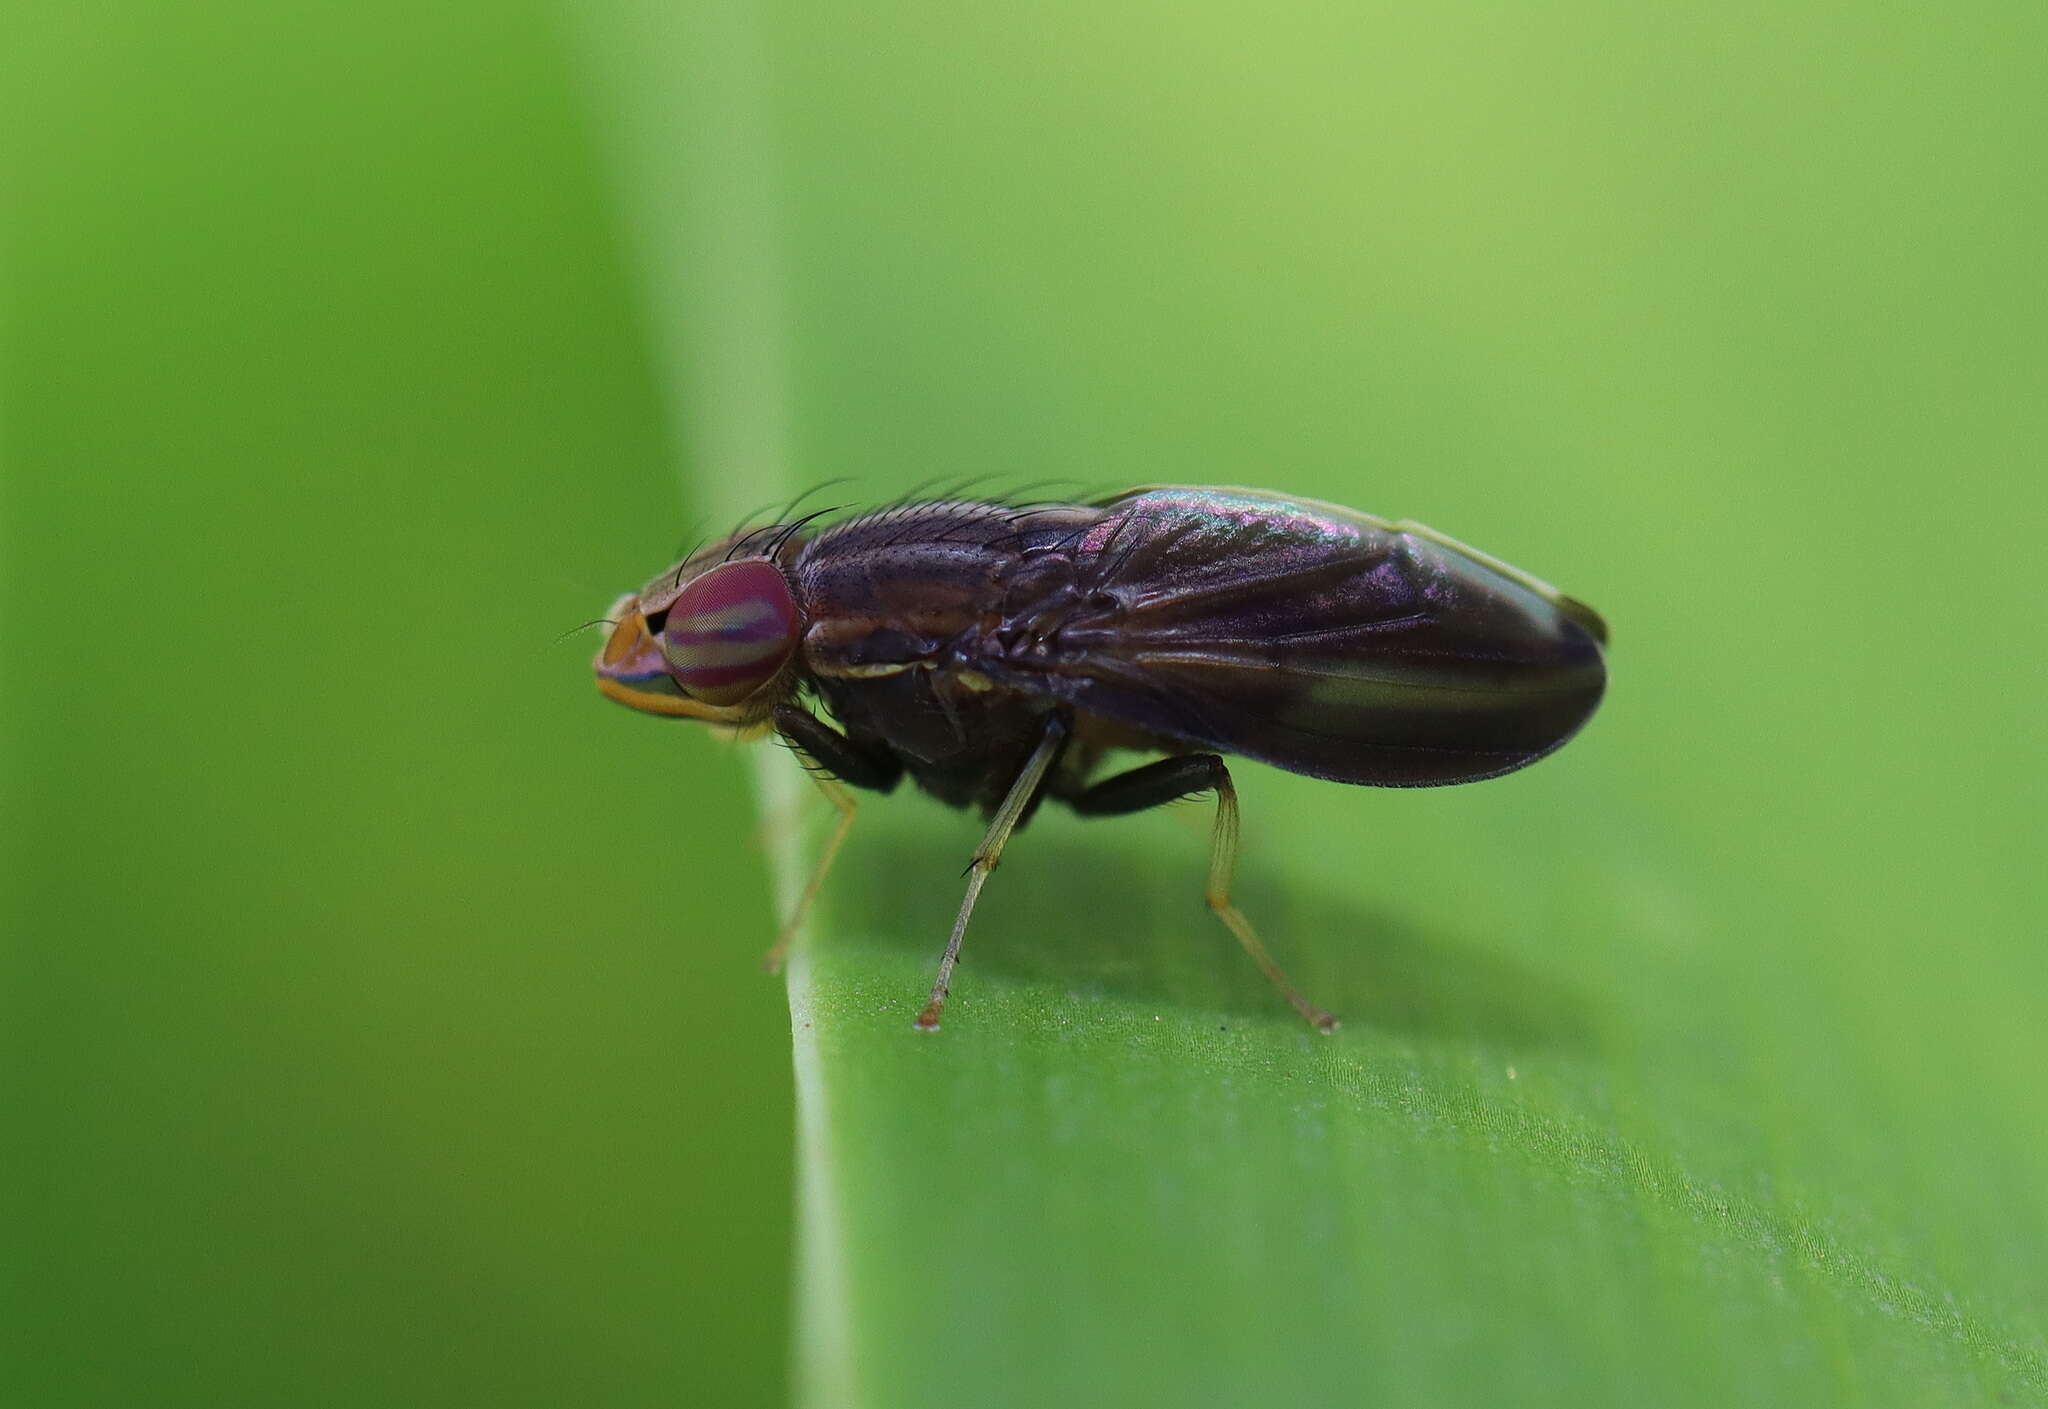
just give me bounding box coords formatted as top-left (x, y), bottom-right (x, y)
top-left (914, 714), bottom-right (1070, 1031)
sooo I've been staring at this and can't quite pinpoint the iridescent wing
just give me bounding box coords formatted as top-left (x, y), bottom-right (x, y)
top-left (1032, 487), bottom-right (1608, 787)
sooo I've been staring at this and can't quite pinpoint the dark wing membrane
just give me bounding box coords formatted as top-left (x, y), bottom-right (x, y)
top-left (1041, 487), bottom-right (1607, 786)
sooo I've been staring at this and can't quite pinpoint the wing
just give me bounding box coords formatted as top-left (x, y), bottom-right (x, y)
top-left (1026, 487), bottom-right (1608, 787)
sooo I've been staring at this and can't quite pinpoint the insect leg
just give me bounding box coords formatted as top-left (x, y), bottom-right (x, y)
top-left (765, 705), bottom-right (903, 972)
top-left (915, 714), bottom-right (1069, 1031)
top-left (758, 771), bottom-right (857, 974)
top-left (772, 704), bottom-right (903, 791)
top-left (1071, 755), bottom-right (1338, 1033)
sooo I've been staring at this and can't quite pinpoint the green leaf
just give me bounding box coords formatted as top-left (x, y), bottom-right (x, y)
top-left (581, 1), bottom-right (2048, 1404)
top-left (784, 773), bottom-right (2044, 1408)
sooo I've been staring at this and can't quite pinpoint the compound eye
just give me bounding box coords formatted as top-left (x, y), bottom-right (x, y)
top-left (653, 559), bottom-right (800, 706)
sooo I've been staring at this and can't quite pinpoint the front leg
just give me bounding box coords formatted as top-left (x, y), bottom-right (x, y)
top-left (761, 705), bottom-right (904, 971)
top-left (1071, 754), bottom-right (1338, 1033)
top-left (773, 703), bottom-right (903, 793)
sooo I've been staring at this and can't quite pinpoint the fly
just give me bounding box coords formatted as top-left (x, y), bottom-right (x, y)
top-left (594, 486), bottom-right (1608, 1031)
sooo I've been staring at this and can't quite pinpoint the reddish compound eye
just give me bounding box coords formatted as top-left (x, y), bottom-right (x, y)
top-left (652, 559), bottom-right (800, 706)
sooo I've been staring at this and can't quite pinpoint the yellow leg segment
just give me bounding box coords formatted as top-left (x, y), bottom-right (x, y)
top-left (914, 717), bottom-right (1068, 1030)
top-left (1204, 772), bottom-right (1339, 1034)
top-left (761, 770), bottom-right (858, 975)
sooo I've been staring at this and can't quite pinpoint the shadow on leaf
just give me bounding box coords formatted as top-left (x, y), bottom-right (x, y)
top-left (832, 816), bottom-right (1595, 1052)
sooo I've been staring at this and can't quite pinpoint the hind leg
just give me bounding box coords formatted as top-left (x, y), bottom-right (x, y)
top-left (1071, 755), bottom-right (1338, 1033)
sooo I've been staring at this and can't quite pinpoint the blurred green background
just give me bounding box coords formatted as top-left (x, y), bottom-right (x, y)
top-left (4, 7), bottom-right (792, 1406)
top-left (6, 2), bottom-right (2044, 1407)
